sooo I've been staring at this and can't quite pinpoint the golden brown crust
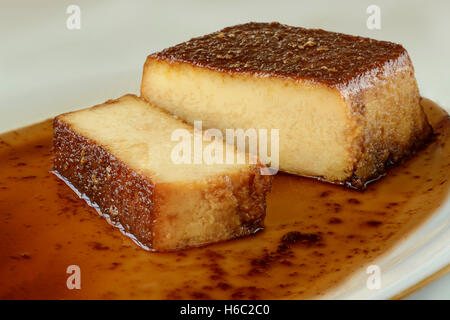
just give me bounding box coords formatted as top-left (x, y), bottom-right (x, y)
top-left (151, 22), bottom-right (406, 87)
top-left (53, 117), bottom-right (156, 248)
top-left (344, 59), bottom-right (433, 189)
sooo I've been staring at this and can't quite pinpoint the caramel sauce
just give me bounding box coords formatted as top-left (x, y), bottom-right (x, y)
top-left (153, 22), bottom-right (406, 86)
top-left (0, 99), bottom-right (448, 299)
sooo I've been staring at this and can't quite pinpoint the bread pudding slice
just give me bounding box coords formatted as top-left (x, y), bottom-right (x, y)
top-left (141, 22), bottom-right (432, 189)
top-left (53, 94), bottom-right (271, 251)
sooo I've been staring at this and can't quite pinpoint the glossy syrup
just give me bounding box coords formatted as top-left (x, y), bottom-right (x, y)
top-left (0, 99), bottom-right (448, 299)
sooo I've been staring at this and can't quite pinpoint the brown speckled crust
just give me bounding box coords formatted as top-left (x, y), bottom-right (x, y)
top-left (151, 22), bottom-right (406, 87)
top-left (53, 118), bottom-right (156, 249)
top-left (53, 115), bottom-right (272, 251)
top-left (344, 66), bottom-right (433, 189)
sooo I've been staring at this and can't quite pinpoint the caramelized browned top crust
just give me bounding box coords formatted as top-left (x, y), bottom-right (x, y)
top-left (150, 22), bottom-right (407, 86)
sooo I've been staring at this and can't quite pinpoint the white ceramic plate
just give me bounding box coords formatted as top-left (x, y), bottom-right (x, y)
top-left (324, 197), bottom-right (450, 299)
top-left (1, 0), bottom-right (449, 299)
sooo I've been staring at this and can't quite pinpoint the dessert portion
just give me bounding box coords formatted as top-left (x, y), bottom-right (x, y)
top-left (141, 22), bottom-right (432, 189)
top-left (53, 94), bottom-right (271, 251)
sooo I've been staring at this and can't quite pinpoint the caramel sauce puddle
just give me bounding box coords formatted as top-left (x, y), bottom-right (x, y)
top-left (0, 99), bottom-right (448, 299)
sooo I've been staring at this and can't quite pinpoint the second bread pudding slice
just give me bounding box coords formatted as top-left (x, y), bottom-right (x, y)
top-left (53, 94), bottom-right (272, 251)
top-left (141, 22), bottom-right (432, 189)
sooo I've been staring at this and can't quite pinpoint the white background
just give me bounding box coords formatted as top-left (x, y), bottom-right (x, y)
top-left (0, 0), bottom-right (448, 299)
